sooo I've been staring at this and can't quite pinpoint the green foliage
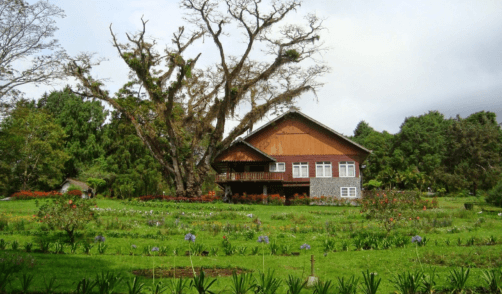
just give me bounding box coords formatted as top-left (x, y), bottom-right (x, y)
top-left (84, 111), bottom-right (167, 198)
top-left (389, 270), bottom-right (424, 294)
top-left (95, 271), bottom-right (123, 294)
top-left (336, 276), bottom-right (359, 294)
top-left (284, 49), bottom-right (300, 61)
top-left (481, 269), bottom-right (502, 294)
top-left (190, 268), bottom-right (217, 294)
top-left (254, 270), bottom-right (281, 294)
top-left (126, 277), bottom-right (144, 294)
top-left (37, 194), bottom-right (97, 243)
top-left (231, 272), bottom-right (255, 294)
top-left (439, 111), bottom-right (502, 195)
top-left (354, 111), bottom-right (502, 194)
top-left (486, 179), bottom-right (502, 207)
top-left (38, 89), bottom-right (107, 178)
top-left (447, 267), bottom-right (470, 293)
top-left (363, 179), bottom-right (382, 190)
top-left (87, 177), bottom-right (106, 193)
top-left (0, 103), bottom-right (69, 194)
top-left (313, 280), bottom-right (333, 294)
top-left (360, 270), bottom-right (381, 294)
top-left (0, 252), bottom-right (36, 292)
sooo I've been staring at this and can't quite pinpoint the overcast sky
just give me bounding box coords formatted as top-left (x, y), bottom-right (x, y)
top-left (21, 0), bottom-right (502, 136)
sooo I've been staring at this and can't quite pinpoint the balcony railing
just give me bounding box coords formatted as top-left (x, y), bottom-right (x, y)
top-left (215, 172), bottom-right (284, 182)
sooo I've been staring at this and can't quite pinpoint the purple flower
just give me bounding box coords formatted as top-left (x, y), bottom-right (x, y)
top-left (184, 233), bottom-right (196, 242)
top-left (131, 244), bottom-right (137, 249)
top-left (300, 243), bottom-right (311, 250)
top-left (94, 235), bottom-right (105, 242)
top-left (411, 235), bottom-right (422, 243)
top-left (151, 247), bottom-right (159, 252)
top-left (257, 236), bottom-right (269, 244)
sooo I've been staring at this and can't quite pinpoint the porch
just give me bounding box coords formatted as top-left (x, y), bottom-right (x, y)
top-left (215, 172), bottom-right (284, 182)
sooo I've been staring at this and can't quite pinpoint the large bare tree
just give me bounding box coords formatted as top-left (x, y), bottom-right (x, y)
top-left (0, 0), bottom-right (66, 104)
top-left (66, 0), bottom-right (329, 197)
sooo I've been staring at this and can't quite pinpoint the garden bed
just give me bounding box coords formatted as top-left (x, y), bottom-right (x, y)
top-left (133, 266), bottom-right (250, 278)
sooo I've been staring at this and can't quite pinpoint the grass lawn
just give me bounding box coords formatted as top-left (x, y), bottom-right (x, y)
top-left (0, 196), bottom-right (501, 293)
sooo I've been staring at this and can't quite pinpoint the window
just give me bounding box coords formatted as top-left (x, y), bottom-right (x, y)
top-left (339, 161), bottom-right (356, 177)
top-left (269, 162), bottom-right (285, 172)
top-left (316, 162), bottom-right (332, 177)
top-left (292, 162), bottom-right (309, 178)
top-left (340, 187), bottom-right (357, 197)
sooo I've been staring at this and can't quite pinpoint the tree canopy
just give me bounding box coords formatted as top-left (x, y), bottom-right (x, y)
top-left (66, 0), bottom-right (329, 197)
top-left (0, 102), bottom-right (69, 194)
top-left (0, 0), bottom-right (66, 107)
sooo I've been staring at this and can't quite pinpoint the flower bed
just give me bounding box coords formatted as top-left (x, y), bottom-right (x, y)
top-left (230, 193), bottom-right (285, 205)
top-left (10, 190), bottom-right (62, 200)
top-left (137, 194), bottom-right (220, 203)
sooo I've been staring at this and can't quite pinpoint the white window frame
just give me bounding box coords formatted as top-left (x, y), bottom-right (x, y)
top-left (339, 161), bottom-right (356, 177)
top-left (340, 187), bottom-right (357, 198)
top-left (292, 162), bottom-right (309, 178)
top-left (269, 162), bottom-right (285, 172)
top-left (315, 161), bottom-right (332, 178)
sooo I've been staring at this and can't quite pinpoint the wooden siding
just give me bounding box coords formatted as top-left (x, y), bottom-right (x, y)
top-left (246, 117), bottom-right (360, 156)
top-left (215, 145), bottom-right (270, 162)
top-left (271, 154), bottom-right (361, 182)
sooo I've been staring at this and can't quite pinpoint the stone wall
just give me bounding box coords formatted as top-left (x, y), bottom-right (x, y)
top-left (310, 177), bottom-right (362, 198)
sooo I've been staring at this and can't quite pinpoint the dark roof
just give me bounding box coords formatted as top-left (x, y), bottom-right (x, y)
top-left (242, 110), bottom-right (372, 154)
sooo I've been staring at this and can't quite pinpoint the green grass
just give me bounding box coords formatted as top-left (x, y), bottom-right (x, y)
top-left (1, 197), bottom-right (501, 293)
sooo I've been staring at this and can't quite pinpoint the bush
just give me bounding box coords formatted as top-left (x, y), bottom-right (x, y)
top-left (486, 181), bottom-right (502, 207)
top-left (37, 194), bottom-right (97, 243)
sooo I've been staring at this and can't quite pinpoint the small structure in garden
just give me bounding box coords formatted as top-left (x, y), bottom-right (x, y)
top-left (212, 110), bottom-right (372, 201)
top-left (60, 178), bottom-right (94, 198)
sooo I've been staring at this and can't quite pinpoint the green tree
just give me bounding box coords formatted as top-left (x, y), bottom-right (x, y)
top-left (392, 111), bottom-right (451, 175)
top-left (66, 0), bottom-right (329, 197)
top-left (82, 111), bottom-right (168, 198)
top-left (439, 112), bottom-right (502, 195)
top-left (353, 122), bottom-right (394, 189)
top-left (0, 103), bottom-right (69, 193)
top-left (37, 89), bottom-right (107, 178)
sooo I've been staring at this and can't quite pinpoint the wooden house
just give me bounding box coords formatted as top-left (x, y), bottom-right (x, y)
top-left (212, 110), bottom-right (371, 200)
top-left (61, 178), bottom-right (94, 198)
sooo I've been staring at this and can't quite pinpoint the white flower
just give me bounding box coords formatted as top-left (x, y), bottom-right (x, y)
top-left (478, 211), bottom-right (483, 214)
top-left (498, 213), bottom-right (502, 217)
top-left (247, 214), bottom-right (254, 218)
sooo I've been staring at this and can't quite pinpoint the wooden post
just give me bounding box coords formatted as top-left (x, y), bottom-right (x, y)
top-left (306, 254), bottom-right (318, 287)
top-left (310, 255), bottom-right (315, 276)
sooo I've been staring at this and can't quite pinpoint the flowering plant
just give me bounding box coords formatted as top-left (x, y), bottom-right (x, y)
top-left (184, 233), bottom-right (196, 242)
top-left (37, 194), bottom-right (97, 243)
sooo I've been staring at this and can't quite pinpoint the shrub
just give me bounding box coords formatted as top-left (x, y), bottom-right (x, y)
top-left (37, 194), bottom-right (97, 243)
top-left (486, 181), bottom-right (502, 207)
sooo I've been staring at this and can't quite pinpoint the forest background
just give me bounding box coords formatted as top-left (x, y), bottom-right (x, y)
top-left (1, 90), bottom-right (501, 200)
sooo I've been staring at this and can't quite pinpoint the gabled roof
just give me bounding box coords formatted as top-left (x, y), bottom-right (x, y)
top-left (214, 138), bottom-right (276, 162)
top-left (62, 178), bottom-right (92, 191)
top-left (242, 110), bottom-right (372, 154)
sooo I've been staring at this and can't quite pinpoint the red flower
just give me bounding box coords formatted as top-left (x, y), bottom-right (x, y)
top-left (389, 218), bottom-right (394, 222)
top-left (423, 206), bottom-right (426, 211)
top-left (223, 236), bottom-right (226, 239)
top-left (72, 205), bottom-right (76, 209)
top-left (69, 200), bottom-right (73, 205)
top-left (416, 216), bottom-right (420, 220)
